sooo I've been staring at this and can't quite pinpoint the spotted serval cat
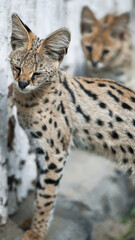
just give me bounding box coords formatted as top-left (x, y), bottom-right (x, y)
top-left (10, 14), bottom-right (135, 240)
top-left (81, 6), bottom-right (132, 83)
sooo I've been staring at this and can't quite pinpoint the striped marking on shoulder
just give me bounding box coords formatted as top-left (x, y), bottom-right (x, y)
top-left (63, 77), bottom-right (76, 104)
top-left (74, 78), bottom-right (98, 100)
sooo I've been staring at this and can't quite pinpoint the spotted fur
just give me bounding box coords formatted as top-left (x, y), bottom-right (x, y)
top-left (10, 14), bottom-right (135, 240)
top-left (81, 6), bottom-right (132, 83)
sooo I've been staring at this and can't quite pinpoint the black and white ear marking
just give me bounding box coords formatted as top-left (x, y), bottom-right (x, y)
top-left (80, 6), bottom-right (98, 34)
top-left (11, 13), bottom-right (35, 50)
top-left (38, 29), bottom-right (71, 62)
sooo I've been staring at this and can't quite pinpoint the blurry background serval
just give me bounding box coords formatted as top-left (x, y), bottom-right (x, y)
top-left (80, 6), bottom-right (132, 84)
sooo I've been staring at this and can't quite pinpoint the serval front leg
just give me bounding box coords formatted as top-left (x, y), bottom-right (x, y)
top-left (21, 149), bottom-right (68, 240)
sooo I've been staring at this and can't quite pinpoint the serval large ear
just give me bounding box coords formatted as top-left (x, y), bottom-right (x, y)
top-left (111, 13), bottom-right (130, 39)
top-left (37, 29), bottom-right (71, 62)
top-left (11, 14), bottom-right (36, 50)
top-left (81, 6), bottom-right (98, 34)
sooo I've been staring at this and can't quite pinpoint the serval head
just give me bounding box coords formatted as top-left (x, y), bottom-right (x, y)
top-left (10, 14), bottom-right (71, 93)
top-left (80, 6), bottom-right (130, 70)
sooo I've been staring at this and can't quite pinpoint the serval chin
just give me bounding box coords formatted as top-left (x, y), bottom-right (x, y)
top-left (10, 13), bottom-right (135, 240)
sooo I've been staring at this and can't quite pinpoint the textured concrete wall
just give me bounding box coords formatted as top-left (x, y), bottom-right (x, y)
top-left (0, 3), bottom-right (9, 224)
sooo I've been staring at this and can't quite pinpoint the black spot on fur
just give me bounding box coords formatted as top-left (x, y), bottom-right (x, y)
top-left (117, 89), bottom-right (124, 95)
top-left (44, 201), bottom-right (53, 207)
top-left (44, 98), bottom-right (49, 103)
top-left (45, 152), bottom-right (49, 161)
top-left (40, 169), bottom-right (48, 174)
top-left (57, 130), bottom-right (61, 138)
top-left (123, 158), bottom-right (128, 163)
top-left (49, 118), bottom-right (52, 124)
top-left (108, 122), bottom-right (113, 128)
top-left (48, 163), bottom-right (57, 170)
top-left (50, 139), bottom-right (54, 148)
top-left (25, 103), bottom-right (29, 108)
top-left (98, 83), bottom-right (106, 87)
top-left (59, 91), bottom-right (62, 96)
top-left (130, 96), bottom-right (135, 102)
top-left (65, 116), bottom-right (70, 127)
top-left (33, 121), bottom-right (39, 125)
top-left (54, 122), bottom-right (57, 128)
top-left (42, 124), bottom-right (47, 131)
top-left (36, 148), bottom-right (44, 154)
top-left (99, 102), bottom-right (106, 108)
top-left (108, 110), bottom-right (113, 117)
top-left (56, 148), bottom-right (60, 154)
top-left (115, 116), bottom-right (123, 122)
top-left (59, 101), bottom-right (65, 114)
top-left (31, 131), bottom-right (42, 138)
top-left (40, 211), bottom-right (44, 215)
top-left (84, 80), bottom-right (94, 84)
top-left (110, 131), bottom-right (119, 139)
top-left (54, 89), bottom-right (58, 94)
top-left (37, 109), bottom-right (42, 114)
top-left (55, 168), bottom-right (63, 173)
top-left (121, 102), bottom-right (132, 110)
top-left (96, 133), bottom-right (103, 139)
top-left (83, 129), bottom-right (89, 134)
top-left (110, 85), bottom-right (116, 90)
top-left (87, 136), bottom-right (92, 141)
top-left (120, 145), bottom-right (126, 153)
top-left (45, 176), bottom-right (62, 186)
top-left (96, 119), bottom-right (104, 126)
top-left (52, 100), bottom-right (56, 105)
top-left (103, 142), bottom-right (108, 149)
top-left (132, 119), bottom-right (135, 126)
top-left (41, 194), bottom-right (52, 198)
top-left (111, 147), bottom-right (116, 154)
top-left (126, 131), bottom-right (133, 139)
top-left (37, 181), bottom-right (45, 190)
top-left (128, 146), bottom-right (134, 154)
top-left (107, 90), bottom-right (120, 102)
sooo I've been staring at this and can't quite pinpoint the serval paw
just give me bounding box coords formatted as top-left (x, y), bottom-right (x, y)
top-left (21, 230), bottom-right (44, 240)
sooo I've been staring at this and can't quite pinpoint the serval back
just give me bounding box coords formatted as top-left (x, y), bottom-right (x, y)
top-left (80, 6), bottom-right (132, 83)
top-left (10, 14), bottom-right (135, 240)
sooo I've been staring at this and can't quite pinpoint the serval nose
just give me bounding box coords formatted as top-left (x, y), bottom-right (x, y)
top-left (18, 81), bottom-right (29, 89)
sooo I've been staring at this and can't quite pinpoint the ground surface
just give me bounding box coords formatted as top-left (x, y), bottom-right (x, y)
top-left (1, 149), bottom-right (135, 240)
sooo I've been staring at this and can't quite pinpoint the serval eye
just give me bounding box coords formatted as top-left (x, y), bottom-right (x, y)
top-left (102, 49), bottom-right (110, 57)
top-left (14, 66), bottom-right (21, 77)
top-left (31, 72), bottom-right (42, 81)
top-left (86, 46), bottom-right (92, 54)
